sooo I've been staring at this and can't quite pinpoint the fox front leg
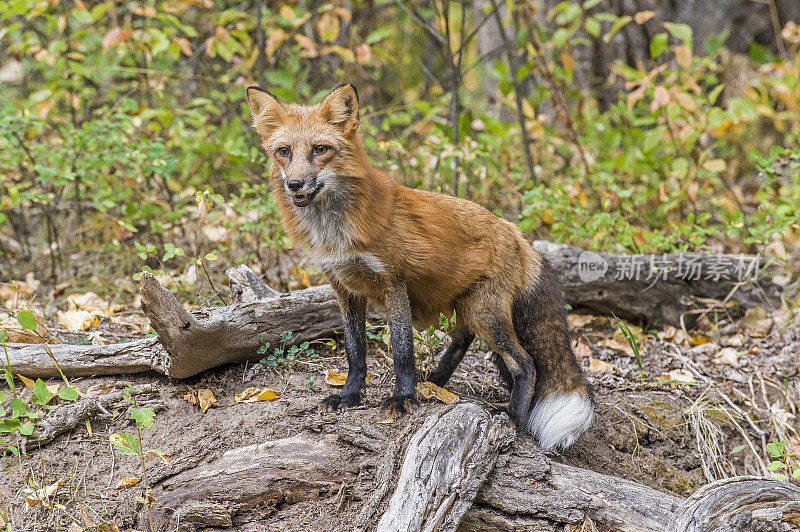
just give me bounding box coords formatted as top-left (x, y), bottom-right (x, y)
top-left (322, 291), bottom-right (367, 410)
top-left (382, 280), bottom-right (418, 418)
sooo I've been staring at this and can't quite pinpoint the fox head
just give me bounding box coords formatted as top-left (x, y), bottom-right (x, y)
top-left (246, 84), bottom-right (367, 208)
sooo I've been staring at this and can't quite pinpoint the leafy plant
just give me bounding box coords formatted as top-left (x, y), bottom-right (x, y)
top-left (110, 384), bottom-right (164, 531)
top-left (415, 312), bottom-right (456, 380)
top-left (766, 438), bottom-right (800, 481)
top-left (615, 317), bottom-right (645, 385)
top-left (257, 331), bottom-right (318, 368)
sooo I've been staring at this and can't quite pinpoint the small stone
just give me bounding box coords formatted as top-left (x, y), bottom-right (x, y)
top-left (714, 347), bottom-right (740, 367)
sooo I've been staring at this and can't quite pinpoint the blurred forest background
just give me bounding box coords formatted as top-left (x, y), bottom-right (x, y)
top-left (1, 0), bottom-right (799, 301)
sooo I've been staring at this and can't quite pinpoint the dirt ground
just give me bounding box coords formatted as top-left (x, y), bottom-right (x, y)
top-left (0, 293), bottom-right (798, 531)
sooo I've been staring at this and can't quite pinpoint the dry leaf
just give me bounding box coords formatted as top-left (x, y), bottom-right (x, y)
top-left (633, 10), bottom-right (655, 24)
top-left (658, 325), bottom-right (692, 347)
top-left (573, 338), bottom-right (592, 360)
top-left (67, 292), bottom-right (121, 317)
top-left (702, 159), bottom-right (726, 173)
top-left (234, 387), bottom-right (281, 403)
top-left (324, 370), bottom-right (375, 387)
top-left (355, 43), bottom-right (371, 65)
top-left (673, 91), bottom-right (696, 112)
top-left (674, 45), bottom-right (692, 68)
top-left (17, 374), bottom-right (35, 389)
top-left (88, 331), bottom-right (111, 345)
top-left (67, 524), bottom-right (84, 532)
top-left (172, 36), bottom-right (193, 56)
top-left (0, 280), bottom-right (35, 308)
top-left (416, 381), bottom-right (459, 404)
top-left (743, 307), bottom-right (773, 337)
top-left (110, 313), bottom-right (151, 334)
top-left (598, 337), bottom-right (634, 358)
top-left (183, 388), bottom-right (198, 405)
top-left (24, 479), bottom-right (64, 508)
top-left (0, 312), bottom-right (46, 343)
top-left (57, 310), bottom-right (97, 331)
top-left (658, 368), bottom-right (696, 387)
top-left (102, 27), bottom-right (133, 53)
top-left (98, 523), bottom-right (121, 532)
top-left (114, 477), bottom-right (141, 489)
top-left (197, 389), bottom-right (217, 413)
top-left (325, 369), bottom-right (348, 386)
top-left (651, 86), bottom-right (671, 112)
top-left (567, 314), bottom-right (594, 327)
top-left (588, 358), bottom-right (615, 373)
top-left (86, 383), bottom-right (115, 397)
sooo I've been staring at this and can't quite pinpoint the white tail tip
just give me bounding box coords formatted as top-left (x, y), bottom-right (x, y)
top-left (526, 392), bottom-right (594, 451)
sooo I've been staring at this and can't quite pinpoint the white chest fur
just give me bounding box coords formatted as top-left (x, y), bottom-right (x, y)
top-left (311, 252), bottom-right (387, 276)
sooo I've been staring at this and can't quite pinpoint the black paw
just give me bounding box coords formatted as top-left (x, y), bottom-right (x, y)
top-left (381, 394), bottom-right (419, 420)
top-left (321, 393), bottom-right (361, 412)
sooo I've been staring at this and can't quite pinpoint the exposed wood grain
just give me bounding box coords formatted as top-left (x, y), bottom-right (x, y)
top-left (667, 476), bottom-right (800, 531)
top-left (376, 403), bottom-right (516, 532)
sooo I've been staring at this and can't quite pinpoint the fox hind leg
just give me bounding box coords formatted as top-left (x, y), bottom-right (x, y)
top-left (462, 295), bottom-right (536, 429)
top-left (427, 328), bottom-right (474, 387)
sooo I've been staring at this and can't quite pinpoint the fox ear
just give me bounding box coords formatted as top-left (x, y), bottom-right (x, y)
top-left (246, 86), bottom-right (284, 139)
top-left (320, 84), bottom-right (359, 135)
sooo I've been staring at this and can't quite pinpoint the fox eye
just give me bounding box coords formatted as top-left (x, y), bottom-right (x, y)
top-left (276, 146), bottom-right (291, 158)
top-left (313, 145), bottom-right (329, 155)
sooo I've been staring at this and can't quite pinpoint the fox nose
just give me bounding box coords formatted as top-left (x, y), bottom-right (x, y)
top-left (287, 180), bottom-right (304, 192)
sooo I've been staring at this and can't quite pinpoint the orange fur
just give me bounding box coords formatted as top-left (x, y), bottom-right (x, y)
top-left (247, 85), bottom-right (540, 329)
top-left (247, 84), bottom-right (593, 449)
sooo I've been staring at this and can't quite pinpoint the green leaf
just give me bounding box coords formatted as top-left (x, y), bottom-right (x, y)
top-left (58, 386), bottom-right (80, 401)
top-left (110, 433), bottom-right (142, 456)
top-left (19, 421), bottom-right (34, 436)
top-left (767, 460), bottom-right (785, 471)
top-left (10, 398), bottom-right (28, 418)
top-left (31, 379), bottom-right (55, 406)
top-left (131, 407), bottom-right (156, 429)
top-left (365, 27), bottom-right (393, 45)
top-left (730, 444), bottom-right (746, 454)
top-left (585, 17), bottom-right (600, 38)
top-left (663, 22), bottom-right (692, 47)
top-left (603, 15), bottom-right (631, 43)
top-left (650, 33), bottom-right (668, 58)
top-left (16, 311), bottom-right (38, 331)
top-left (0, 418), bottom-right (20, 433)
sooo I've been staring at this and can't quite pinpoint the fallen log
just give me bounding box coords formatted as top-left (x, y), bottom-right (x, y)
top-left (138, 402), bottom-right (798, 531)
top-left (2, 244), bottom-right (789, 379)
top-left (147, 433), bottom-right (355, 531)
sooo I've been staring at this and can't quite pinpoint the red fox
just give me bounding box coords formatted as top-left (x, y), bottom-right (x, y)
top-left (246, 84), bottom-right (594, 450)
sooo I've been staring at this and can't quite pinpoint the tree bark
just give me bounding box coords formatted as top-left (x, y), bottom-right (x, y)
top-left (137, 402), bottom-right (800, 531)
top-left (2, 246), bottom-right (787, 379)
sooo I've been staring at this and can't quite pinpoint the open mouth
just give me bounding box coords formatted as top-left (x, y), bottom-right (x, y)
top-left (291, 183), bottom-right (323, 207)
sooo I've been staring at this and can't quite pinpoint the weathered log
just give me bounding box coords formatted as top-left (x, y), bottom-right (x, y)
top-left (374, 403), bottom-right (515, 532)
top-left (146, 433), bottom-right (355, 531)
top-left (136, 402), bottom-right (799, 531)
top-left (532, 241), bottom-right (786, 327)
top-left (667, 476), bottom-right (800, 531)
top-left (464, 441), bottom-right (683, 532)
top-left (1, 336), bottom-right (168, 378)
top-left (3, 246), bottom-right (787, 379)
